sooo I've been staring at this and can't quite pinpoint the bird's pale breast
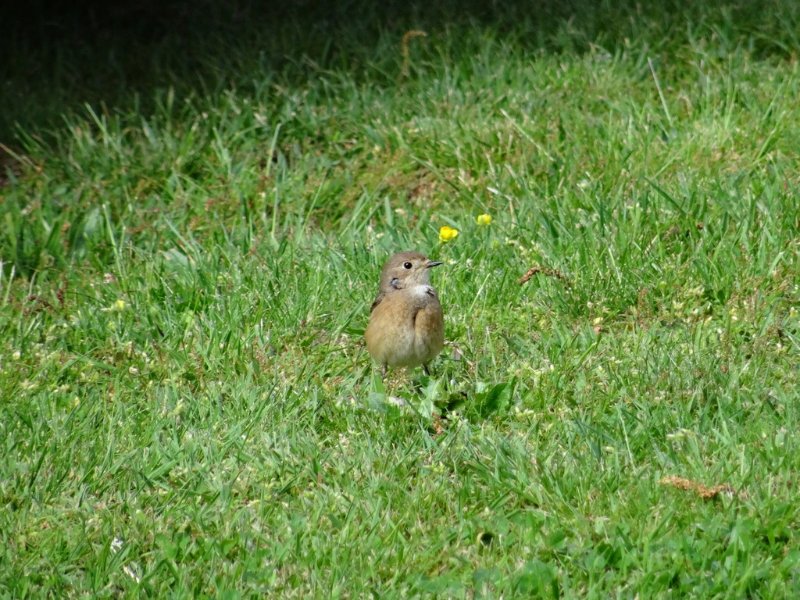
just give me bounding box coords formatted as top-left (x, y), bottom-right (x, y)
top-left (366, 285), bottom-right (443, 368)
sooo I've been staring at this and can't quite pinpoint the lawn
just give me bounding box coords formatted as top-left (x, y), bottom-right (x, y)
top-left (1, 0), bottom-right (799, 596)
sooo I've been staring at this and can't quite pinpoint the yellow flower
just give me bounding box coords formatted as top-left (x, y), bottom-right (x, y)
top-left (476, 213), bottom-right (492, 226)
top-left (439, 225), bottom-right (459, 243)
top-left (112, 299), bottom-right (127, 312)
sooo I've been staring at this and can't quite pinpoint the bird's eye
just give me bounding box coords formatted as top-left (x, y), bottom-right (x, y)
top-left (403, 262), bottom-right (413, 269)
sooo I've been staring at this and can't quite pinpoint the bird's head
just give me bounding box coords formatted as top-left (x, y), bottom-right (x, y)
top-left (378, 251), bottom-right (442, 292)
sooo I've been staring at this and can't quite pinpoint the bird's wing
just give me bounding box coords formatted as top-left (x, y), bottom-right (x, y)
top-left (370, 293), bottom-right (385, 313)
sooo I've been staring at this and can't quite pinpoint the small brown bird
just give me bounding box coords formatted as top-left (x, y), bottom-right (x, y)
top-left (365, 251), bottom-right (445, 377)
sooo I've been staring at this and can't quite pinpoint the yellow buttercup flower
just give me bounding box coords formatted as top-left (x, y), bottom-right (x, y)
top-left (112, 299), bottom-right (127, 312)
top-left (476, 213), bottom-right (492, 226)
top-left (439, 225), bottom-right (459, 243)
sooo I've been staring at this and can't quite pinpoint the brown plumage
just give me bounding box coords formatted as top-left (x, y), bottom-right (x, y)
top-left (365, 251), bottom-right (444, 376)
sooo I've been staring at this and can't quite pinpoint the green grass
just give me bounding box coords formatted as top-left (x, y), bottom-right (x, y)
top-left (1, 0), bottom-right (799, 596)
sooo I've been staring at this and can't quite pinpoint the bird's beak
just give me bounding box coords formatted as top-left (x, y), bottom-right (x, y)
top-left (426, 260), bottom-right (443, 268)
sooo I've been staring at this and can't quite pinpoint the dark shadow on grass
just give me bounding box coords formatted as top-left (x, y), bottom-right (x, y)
top-left (1, 0), bottom-right (798, 144)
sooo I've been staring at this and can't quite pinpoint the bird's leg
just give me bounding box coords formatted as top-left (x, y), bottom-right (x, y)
top-left (382, 364), bottom-right (388, 380)
top-left (423, 363), bottom-right (431, 377)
